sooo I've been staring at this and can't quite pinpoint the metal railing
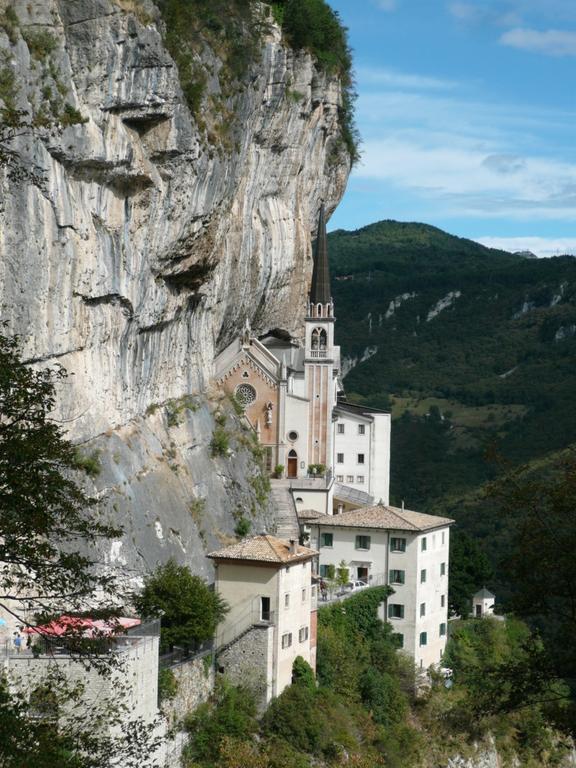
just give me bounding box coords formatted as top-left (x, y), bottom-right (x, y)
top-left (159, 639), bottom-right (213, 669)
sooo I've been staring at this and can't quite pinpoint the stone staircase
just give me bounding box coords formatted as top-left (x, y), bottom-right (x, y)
top-left (270, 479), bottom-right (300, 541)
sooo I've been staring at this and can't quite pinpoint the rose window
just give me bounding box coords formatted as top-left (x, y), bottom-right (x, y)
top-left (235, 384), bottom-right (257, 408)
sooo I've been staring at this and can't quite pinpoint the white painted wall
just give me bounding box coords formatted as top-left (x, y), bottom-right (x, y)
top-left (310, 523), bottom-right (451, 669)
top-left (333, 412), bottom-right (391, 506)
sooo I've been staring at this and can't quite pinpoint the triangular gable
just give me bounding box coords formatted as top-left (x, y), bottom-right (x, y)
top-left (215, 337), bottom-right (281, 389)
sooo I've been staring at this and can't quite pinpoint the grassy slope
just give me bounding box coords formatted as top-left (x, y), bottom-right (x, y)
top-left (329, 220), bottom-right (576, 592)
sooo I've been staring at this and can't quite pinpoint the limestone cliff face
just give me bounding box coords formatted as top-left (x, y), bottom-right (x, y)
top-left (0, 0), bottom-right (350, 572)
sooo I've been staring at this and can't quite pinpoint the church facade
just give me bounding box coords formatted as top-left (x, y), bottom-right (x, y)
top-left (215, 207), bottom-right (391, 516)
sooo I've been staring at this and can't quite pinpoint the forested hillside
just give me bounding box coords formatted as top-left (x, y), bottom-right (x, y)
top-left (330, 220), bottom-right (576, 599)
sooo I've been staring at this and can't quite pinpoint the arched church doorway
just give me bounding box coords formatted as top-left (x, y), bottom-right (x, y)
top-left (287, 450), bottom-right (298, 479)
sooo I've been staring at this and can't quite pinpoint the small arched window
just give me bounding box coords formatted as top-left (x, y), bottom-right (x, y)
top-left (317, 303), bottom-right (323, 317)
top-left (318, 328), bottom-right (327, 349)
top-left (288, 449), bottom-right (297, 458)
top-left (311, 329), bottom-right (320, 349)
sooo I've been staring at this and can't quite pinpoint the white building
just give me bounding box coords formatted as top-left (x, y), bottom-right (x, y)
top-left (214, 205), bottom-right (391, 516)
top-left (208, 534), bottom-right (318, 703)
top-left (472, 587), bottom-right (495, 618)
top-left (307, 504), bottom-right (454, 669)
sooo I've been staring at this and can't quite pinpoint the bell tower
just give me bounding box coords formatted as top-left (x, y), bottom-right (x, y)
top-left (304, 205), bottom-right (339, 469)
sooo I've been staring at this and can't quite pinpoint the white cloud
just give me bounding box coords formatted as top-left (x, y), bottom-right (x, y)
top-left (374, 0), bottom-right (397, 10)
top-left (474, 236), bottom-right (576, 257)
top-left (353, 135), bottom-right (576, 220)
top-left (357, 66), bottom-right (457, 91)
top-left (500, 27), bottom-right (576, 56)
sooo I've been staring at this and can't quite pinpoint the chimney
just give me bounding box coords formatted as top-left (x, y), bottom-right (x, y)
top-left (289, 538), bottom-right (297, 555)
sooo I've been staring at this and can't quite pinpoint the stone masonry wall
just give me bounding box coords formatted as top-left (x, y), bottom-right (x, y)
top-left (217, 624), bottom-right (274, 707)
top-left (161, 653), bottom-right (215, 730)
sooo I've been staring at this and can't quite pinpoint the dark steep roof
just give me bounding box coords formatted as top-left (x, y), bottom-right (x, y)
top-left (310, 204), bottom-right (332, 305)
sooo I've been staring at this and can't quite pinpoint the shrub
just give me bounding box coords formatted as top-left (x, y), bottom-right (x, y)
top-left (59, 104), bottom-right (88, 126)
top-left (183, 679), bottom-right (258, 764)
top-left (234, 516), bottom-right (251, 537)
top-left (272, 464), bottom-right (284, 478)
top-left (292, 656), bottom-right (316, 691)
top-left (158, 668), bottom-right (179, 702)
top-left (73, 448), bottom-right (102, 476)
top-left (22, 28), bottom-right (57, 59)
top-left (211, 426), bottom-right (230, 456)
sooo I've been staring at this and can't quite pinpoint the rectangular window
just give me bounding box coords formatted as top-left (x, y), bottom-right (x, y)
top-left (337, 423), bottom-right (345, 434)
top-left (299, 626), bottom-right (309, 643)
top-left (420, 569), bottom-right (427, 583)
top-left (356, 475), bottom-right (365, 484)
top-left (421, 537), bottom-right (427, 552)
top-left (420, 602), bottom-right (426, 617)
top-left (337, 453), bottom-right (344, 463)
top-left (281, 633), bottom-right (292, 649)
top-left (439, 623), bottom-right (447, 637)
top-left (320, 532), bottom-right (333, 547)
top-left (394, 633), bottom-right (404, 648)
top-left (419, 632), bottom-right (427, 646)
top-left (441, 594), bottom-right (445, 608)
top-left (302, 588), bottom-right (306, 602)
top-left (440, 562), bottom-right (446, 576)
top-left (336, 474), bottom-right (344, 482)
top-left (358, 424), bottom-right (366, 435)
top-left (347, 474), bottom-right (354, 483)
top-left (311, 586), bottom-right (316, 599)
top-left (260, 596), bottom-right (271, 622)
top-left (284, 593), bottom-right (290, 608)
top-left (442, 531), bottom-right (445, 546)
top-left (355, 535), bottom-right (371, 550)
top-left (357, 453), bottom-right (365, 464)
top-left (390, 537), bottom-right (406, 552)
top-left (319, 564), bottom-right (329, 578)
top-left (389, 569), bottom-right (405, 584)
top-left (388, 603), bottom-right (405, 619)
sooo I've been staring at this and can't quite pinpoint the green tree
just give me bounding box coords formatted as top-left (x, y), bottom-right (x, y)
top-left (0, 333), bottom-right (157, 766)
top-left (133, 558), bottom-right (228, 651)
top-left (0, 332), bottom-right (121, 626)
top-left (448, 530), bottom-right (493, 617)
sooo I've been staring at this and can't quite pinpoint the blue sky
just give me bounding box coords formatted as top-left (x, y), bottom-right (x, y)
top-left (328, 0), bottom-right (576, 256)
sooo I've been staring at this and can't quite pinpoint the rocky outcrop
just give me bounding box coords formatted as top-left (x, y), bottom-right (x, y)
top-left (0, 0), bottom-right (349, 437)
top-left (0, 1), bottom-right (350, 571)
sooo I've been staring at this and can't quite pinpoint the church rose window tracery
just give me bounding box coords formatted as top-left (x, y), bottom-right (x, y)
top-left (235, 383), bottom-right (257, 408)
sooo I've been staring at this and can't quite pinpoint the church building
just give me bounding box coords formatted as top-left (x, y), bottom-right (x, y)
top-left (214, 207), bottom-right (391, 517)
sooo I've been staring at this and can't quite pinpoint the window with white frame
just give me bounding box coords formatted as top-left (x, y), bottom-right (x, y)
top-left (336, 475), bottom-right (344, 482)
top-left (419, 632), bottom-right (427, 646)
top-left (346, 474), bottom-right (354, 483)
top-left (356, 475), bottom-right (365, 484)
top-left (390, 537), bottom-right (406, 552)
top-left (420, 569), bottom-right (427, 583)
top-left (337, 453), bottom-right (344, 463)
top-left (358, 424), bottom-right (366, 435)
top-left (357, 453), bottom-right (365, 464)
top-left (421, 537), bottom-right (427, 552)
top-left (281, 633), bottom-right (292, 649)
top-left (337, 423), bottom-right (345, 434)
top-left (439, 623), bottom-right (447, 637)
top-left (299, 626), bottom-right (309, 643)
top-left (320, 564), bottom-right (330, 577)
top-left (355, 535), bottom-right (371, 550)
top-left (420, 602), bottom-right (426, 617)
top-left (320, 532), bottom-right (333, 547)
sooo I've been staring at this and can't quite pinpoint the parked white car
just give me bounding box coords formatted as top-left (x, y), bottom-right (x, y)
top-left (344, 580), bottom-right (369, 592)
